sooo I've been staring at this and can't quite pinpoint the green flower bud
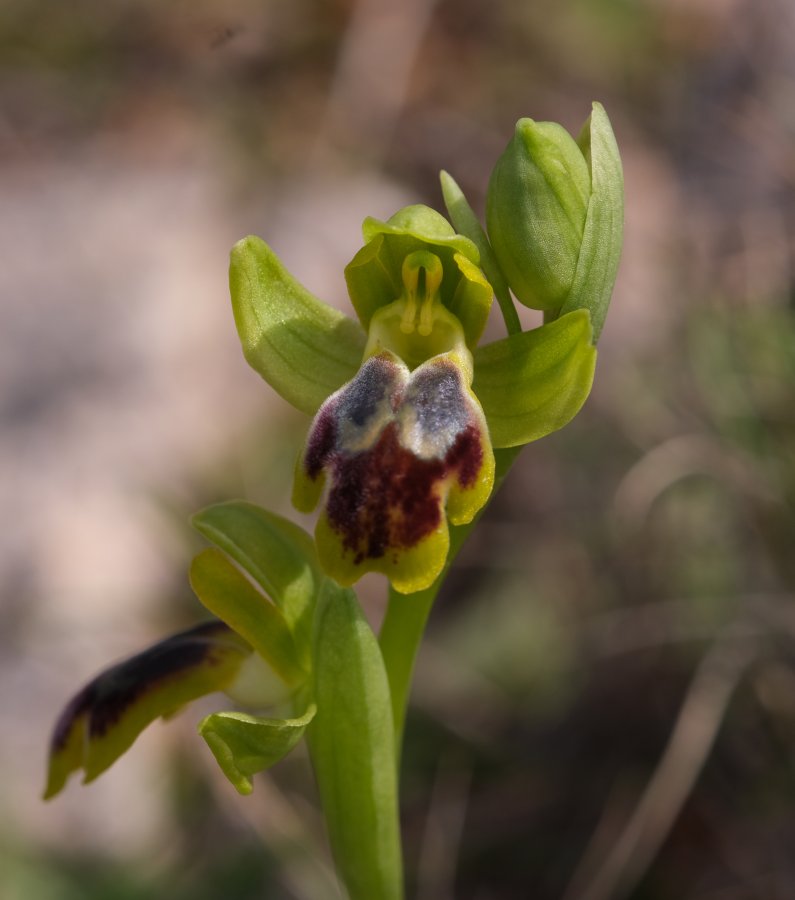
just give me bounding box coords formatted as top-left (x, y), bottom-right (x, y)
top-left (486, 102), bottom-right (623, 340)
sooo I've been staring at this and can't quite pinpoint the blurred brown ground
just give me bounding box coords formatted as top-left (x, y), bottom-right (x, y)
top-left (2, 1), bottom-right (795, 898)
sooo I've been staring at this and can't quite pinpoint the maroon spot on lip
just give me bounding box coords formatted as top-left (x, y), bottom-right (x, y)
top-left (301, 352), bottom-right (488, 567)
top-left (326, 423), bottom-right (443, 561)
top-left (446, 424), bottom-right (483, 489)
top-left (324, 421), bottom-right (484, 562)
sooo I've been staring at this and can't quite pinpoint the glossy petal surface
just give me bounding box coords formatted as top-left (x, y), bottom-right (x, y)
top-left (294, 351), bottom-right (494, 593)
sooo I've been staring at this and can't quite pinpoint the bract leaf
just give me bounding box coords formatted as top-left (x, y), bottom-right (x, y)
top-left (440, 169), bottom-right (522, 336)
top-left (559, 102), bottom-right (624, 340)
top-left (230, 235), bottom-right (366, 415)
top-left (191, 501), bottom-right (318, 659)
top-left (307, 581), bottom-right (403, 900)
top-left (44, 621), bottom-right (250, 799)
top-left (473, 309), bottom-right (597, 448)
top-left (189, 549), bottom-right (305, 686)
top-left (199, 704), bottom-right (316, 796)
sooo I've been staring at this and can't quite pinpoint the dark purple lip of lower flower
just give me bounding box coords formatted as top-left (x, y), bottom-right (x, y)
top-left (50, 621), bottom-right (241, 750)
top-left (302, 353), bottom-right (484, 562)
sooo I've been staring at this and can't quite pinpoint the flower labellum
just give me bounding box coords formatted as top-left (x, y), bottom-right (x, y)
top-left (294, 250), bottom-right (494, 594)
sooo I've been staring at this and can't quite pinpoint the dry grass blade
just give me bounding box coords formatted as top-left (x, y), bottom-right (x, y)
top-left (563, 619), bottom-right (761, 900)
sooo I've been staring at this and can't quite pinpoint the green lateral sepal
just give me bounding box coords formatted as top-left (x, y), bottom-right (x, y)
top-left (230, 235), bottom-right (366, 415)
top-left (199, 704), bottom-right (316, 796)
top-left (473, 309), bottom-right (597, 448)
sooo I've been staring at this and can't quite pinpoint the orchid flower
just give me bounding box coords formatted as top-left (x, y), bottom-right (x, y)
top-left (44, 104), bottom-right (623, 900)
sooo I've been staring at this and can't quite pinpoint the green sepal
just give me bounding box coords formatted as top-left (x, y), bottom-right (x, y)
top-left (558, 102), bottom-right (624, 341)
top-left (307, 581), bottom-right (403, 900)
top-left (486, 118), bottom-right (591, 312)
top-left (199, 704), bottom-right (316, 796)
top-left (230, 235), bottom-right (366, 415)
top-left (44, 621), bottom-right (251, 799)
top-left (345, 205), bottom-right (492, 350)
top-left (191, 501), bottom-right (318, 661)
top-left (473, 309), bottom-right (597, 448)
top-left (362, 204), bottom-right (478, 260)
top-left (189, 548), bottom-right (305, 686)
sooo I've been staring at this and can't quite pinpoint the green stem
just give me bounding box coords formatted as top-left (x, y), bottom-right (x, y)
top-left (379, 446), bottom-right (521, 754)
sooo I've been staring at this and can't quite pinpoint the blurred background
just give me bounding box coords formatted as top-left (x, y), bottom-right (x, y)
top-left (2, 0), bottom-right (795, 897)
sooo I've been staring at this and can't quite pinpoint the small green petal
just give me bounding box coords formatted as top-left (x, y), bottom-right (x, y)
top-left (189, 549), bottom-right (305, 686)
top-left (191, 501), bottom-right (319, 660)
top-left (448, 252), bottom-right (494, 348)
top-left (44, 622), bottom-right (251, 799)
top-left (559, 102), bottom-right (624, 340)
top-left (230, 235), bottom-right (366, 415)
top-left (344, 235), bottom-right (395, 327)
top-left (473, 309), bottom-right (597, 448)
top-left (199, 704), bottom-right (316, 796)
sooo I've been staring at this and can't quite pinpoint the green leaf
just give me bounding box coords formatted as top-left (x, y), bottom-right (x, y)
top-left (189, 549), bottom-right (305, 686)
top-left (559, 102), bottom-right (624, 340)
top-left (307, 581), bottom-right (403, 900)
top-left (199, 704), bottom-right (316, 795)
top-left (473, 309), bottom-right (597, 448)
top-left (44, 622), bottom-right (251, 799)
top-left (230, 235), bottom-right (366, 415)
top-left (192, 501), bottom-right (318, 659)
